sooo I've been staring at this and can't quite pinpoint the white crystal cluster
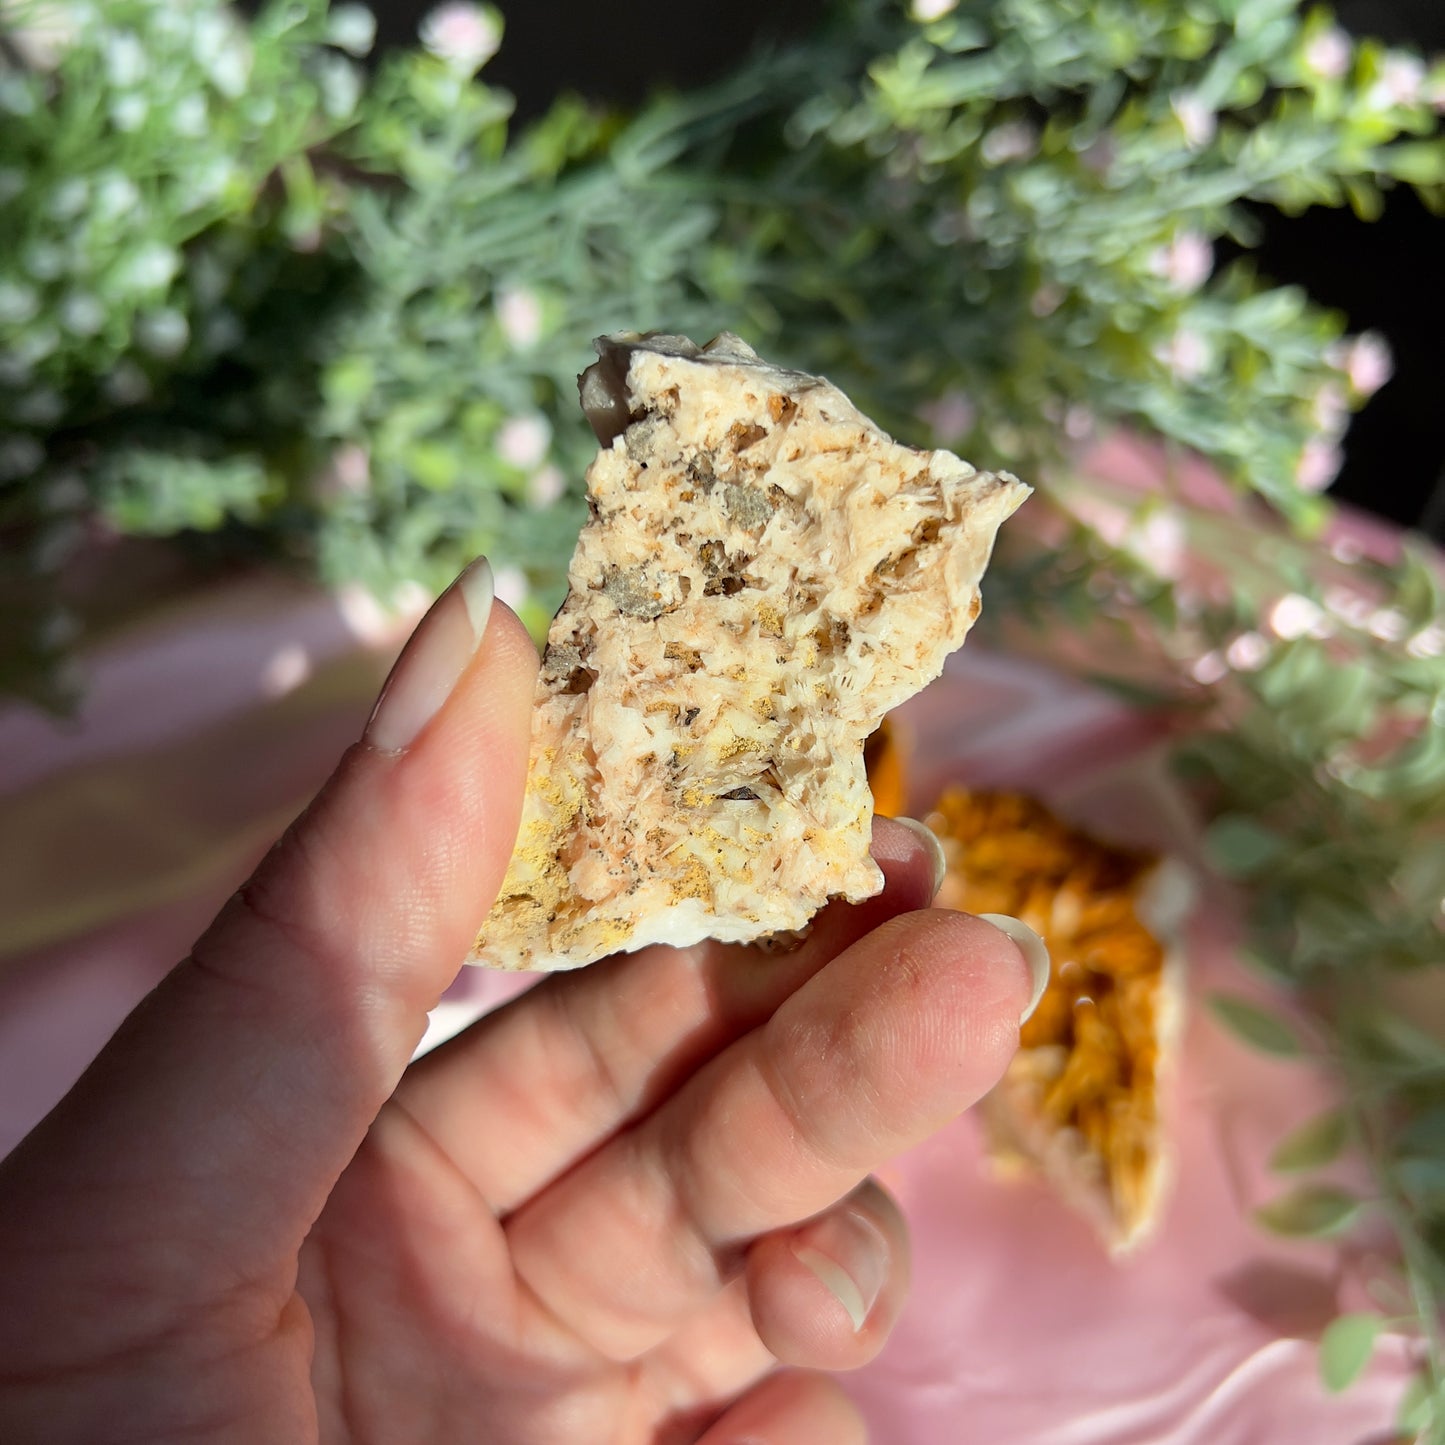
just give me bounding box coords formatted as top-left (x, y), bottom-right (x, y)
top-left (471, 333), bottom-right (1030, 970)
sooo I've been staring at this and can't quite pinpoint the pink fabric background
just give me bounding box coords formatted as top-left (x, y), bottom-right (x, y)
top-left (0, 570), bottom-right (1415, 1443)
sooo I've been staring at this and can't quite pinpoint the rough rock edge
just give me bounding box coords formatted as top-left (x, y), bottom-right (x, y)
top-left (471, 332), bottom-right (1031, 970)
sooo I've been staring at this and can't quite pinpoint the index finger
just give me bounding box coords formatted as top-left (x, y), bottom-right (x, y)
top-left (505, 908), bottom-right (1033, 1360)
top-left (396, 814), bottom-right (944, 1212)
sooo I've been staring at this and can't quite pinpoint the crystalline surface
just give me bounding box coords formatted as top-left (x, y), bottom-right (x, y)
top-left (470, 333), bottom-right (1030, 970)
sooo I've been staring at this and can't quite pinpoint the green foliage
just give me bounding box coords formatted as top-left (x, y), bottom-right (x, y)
top-left (1209, 992), bottom-right (1308, 1057)
top-left (0, 0), bottom-right (358, 435)
top-left (1400, 1371), bottom-right (1437, 1437)
top-left (1204, 814), bottom-right (1288, 876)
top-left (0, 0), bottom-right (364, 704)
top-left (1, 0), bottom-right (1440, 692)
top-left (1255, 1182), bottom-right (1365, 1237)
top-left (1270, 1108), bottom-right (1348, 1173)
top-left (1319, 1312), bottom-right (1382, 1393)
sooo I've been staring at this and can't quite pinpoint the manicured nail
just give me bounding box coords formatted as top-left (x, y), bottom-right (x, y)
top-left (792, 1207), bottom-right (889, 1333)
top-left (978, 913), bottom-right (1052, 1025)
top-left (891, 816), bottom-right (948, 897)
top-left (365, 557), bottom-right (494, 753)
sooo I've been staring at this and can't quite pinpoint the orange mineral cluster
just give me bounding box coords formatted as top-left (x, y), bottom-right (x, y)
top-left (923, 788), bottom-right (1182, 1253)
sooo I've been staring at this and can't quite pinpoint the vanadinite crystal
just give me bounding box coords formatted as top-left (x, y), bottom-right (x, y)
top-left (927, 788), bottom-right (1187, 1253)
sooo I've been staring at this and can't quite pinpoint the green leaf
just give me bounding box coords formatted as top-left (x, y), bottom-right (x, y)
top-left (1358, 1013), bottom-right (1445, 1077)
top-left (404, 440), bottom-right (460, 491)
top-left (1204, 815), bottom-right (1286, 877)
top-left (1395, 1157), bottom-right (1445, 1207)
top-left (1382, 141), bottom-right (1445, 188)
top-left (1210, 994), bottom-right (1305, 1058)
top-left (1235, 939), bottom-right (1301, 983)
top-left (1254, 1184), bottom-right (1364, 1239)
top-left (1270, 1109), bottom-right (1348, 1174)
top-left (1318, 1312), bottom-right (1381, 1393)
top-left (1397, 1370), bottom-right (1434, 1434)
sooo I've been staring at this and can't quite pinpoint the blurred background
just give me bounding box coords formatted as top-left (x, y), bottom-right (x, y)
top-left (359, 0), bottom-right (1445, 533)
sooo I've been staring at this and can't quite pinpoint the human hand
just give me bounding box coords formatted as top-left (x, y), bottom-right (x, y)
top-left (0, 558), bottom-right (1042, 1445)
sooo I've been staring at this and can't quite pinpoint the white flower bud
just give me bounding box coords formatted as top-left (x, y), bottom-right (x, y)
top-left (1303, 28), bottom-right (1351, 80)
top-left (326, 5), bottom-right (377, 57)
top-left (60, 293), bottom-right (105, 337)
top-left (497, 414), bottom-right (551, 468)
top-left (136, 308), bottom-right (190, 360)
top-left (420, 3), bottom-right (502, 73)
top-left (1171, 92), bottom-right (1216, 149)
top-left (496, 286), bottom-right (543, 349)
top-left (104, 31), bottom-right (148, 87)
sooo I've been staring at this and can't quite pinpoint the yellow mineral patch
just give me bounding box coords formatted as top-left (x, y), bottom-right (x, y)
top-left (714, 732), bottom-right (765, 762)
top-left (670, 855), bottom-right (713, 904)
top-left (757, 602), bottom-right (785, 637)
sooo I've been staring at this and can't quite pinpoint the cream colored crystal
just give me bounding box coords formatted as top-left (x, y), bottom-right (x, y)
top-left (470, 333), bottom-right (1030, 970)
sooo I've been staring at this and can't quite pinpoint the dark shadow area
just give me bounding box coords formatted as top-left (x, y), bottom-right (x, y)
top-left (1247, 187), bottom-right (1445, 537)
top-left (369, 0), bottom-right (828, 121)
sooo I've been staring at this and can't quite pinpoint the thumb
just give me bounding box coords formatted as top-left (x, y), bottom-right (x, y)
top-left (0, 558), bottom-right (537, 1269)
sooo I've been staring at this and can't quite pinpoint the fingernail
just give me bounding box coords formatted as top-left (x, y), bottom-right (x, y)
top-left (978, 913), bottom-right (1052, 1025)
top-left (792, 1207), bottom-right (889, 1333)
top-left (891, 816), bottom-right (948, 898)
top-left (365, 557), bottom-right (494, 753)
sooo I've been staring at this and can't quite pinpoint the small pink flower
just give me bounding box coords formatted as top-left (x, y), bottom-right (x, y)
top-left (261, 644), bottom-right (312, 698)
top-left (420, 2), bottom-right (501, 72)
top-left (526, 464), bottom-right (566, 509)
top-left (336, 585), bottom-right (393, 645)
top-left (1296, 437), bottom-right (1343, 493)
top-left (917, 389), bottom-right (976, 442)
top-left (1378, 53), bottom-right (1426, 106)
top-left (391, 580), bottom-right (433, 623)
top-left (492, 565), bottom-right (529, 610)
top-left (1171, 93), bottom-right (1216, 149)
top-left (1407, 624), bottom-right (1445, 659)
top-left (1063, 404), bottom-right (1094, 441)
top-left (496, 286), bottom-right (542, 350)
top-left (981, 122), bottom-right (1038, 165)
top-left (1149, 231), bottom-right (1213, 293)
top-left (1126, 508), bottom-right (1187, 581)
top-left (312, 446), bottom-right (370, 504)
top-left (1030, 283), bottom-right (1065, 317)
top-left (1333, 331), bottom-right (1393, 396)
top-left (1267, 593), bottom-right (1326, 640)
top-left (497, 414), bottom-right (550, 469)
top-left (1324, 584), bottom-right (1372, 627)
top-left (333, 444), bottom-right (371, 496)
top-left (1367, 607), bottom-right (1408, 642)
top-left (1154, 327), bottom-right (1210, 381)
top-left (1191, 650), bottom-right (1228, 685)
top-left (1303, 28), bottom-right (1351, 80)
top-left (1226, 632), bottom-right (1270, 672)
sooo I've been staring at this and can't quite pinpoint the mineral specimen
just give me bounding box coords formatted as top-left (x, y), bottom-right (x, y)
top-left (926, 788), bottom-right (1191, 1254)
top-left (470, 332), bottom-right (1030, 970)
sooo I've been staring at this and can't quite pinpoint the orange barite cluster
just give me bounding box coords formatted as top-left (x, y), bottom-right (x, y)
top-left (924, 789), bottom-right (1170, 1246)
